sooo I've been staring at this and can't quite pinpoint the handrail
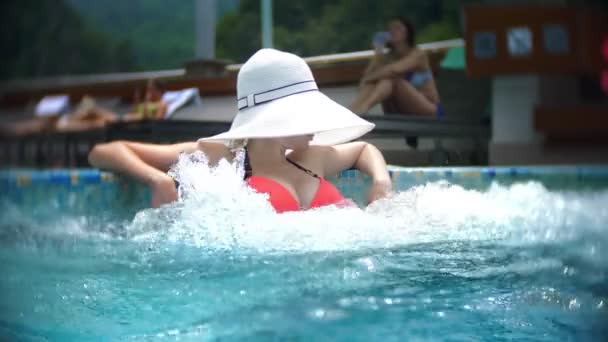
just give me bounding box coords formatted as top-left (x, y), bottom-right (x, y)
top-left (228, 38), bottom-right (464, 70)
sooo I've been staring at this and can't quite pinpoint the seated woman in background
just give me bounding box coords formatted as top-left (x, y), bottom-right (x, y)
top-left (350, 17), bottom-right (442, 118)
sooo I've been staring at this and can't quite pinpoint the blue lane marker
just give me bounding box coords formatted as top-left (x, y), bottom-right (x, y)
top-left (482, 168), bottom-right (496, 179)
top-left (79, 170), bottom-right (102, 184)
top-left (49, 172), bottom-right (70, 185)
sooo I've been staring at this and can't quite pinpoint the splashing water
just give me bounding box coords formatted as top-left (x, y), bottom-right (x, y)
top-left (1, 154), bottom-right (607, 340)
top-left (120, 152), bottom-right (608, 258)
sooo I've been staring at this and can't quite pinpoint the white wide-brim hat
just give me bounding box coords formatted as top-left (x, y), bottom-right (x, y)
top-left (202, 48), bottom-right (374, 146)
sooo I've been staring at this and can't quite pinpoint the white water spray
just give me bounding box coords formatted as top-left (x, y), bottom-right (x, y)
top-left (122, 152), bottom-right (608, 255)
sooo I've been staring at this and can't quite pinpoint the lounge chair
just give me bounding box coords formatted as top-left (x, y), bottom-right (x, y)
top-left (35, 95), bottom-right (70, 117)
top-left (162, 88), bottom-right (203, 119)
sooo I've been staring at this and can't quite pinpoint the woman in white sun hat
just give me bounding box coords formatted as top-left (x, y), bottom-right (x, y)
top-left (89, 49), bottom-right (392, 211)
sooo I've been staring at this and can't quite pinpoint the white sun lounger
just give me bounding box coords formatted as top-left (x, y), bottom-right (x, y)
top-left (161, 88), bottom-right (203, 119)
top-left (35, 95), bottom-right (70, 117)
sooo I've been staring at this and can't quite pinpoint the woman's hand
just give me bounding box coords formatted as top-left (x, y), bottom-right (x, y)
top-left (367, 177), bottom-right (392, 204)
top-left (149, 173), bottom-right (178, 208)
top-left (373, 43), bottom-right (385, 54)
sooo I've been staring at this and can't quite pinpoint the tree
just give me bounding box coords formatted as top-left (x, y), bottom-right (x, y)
top-left (215, 0), bottom-right (474, 62)
top-left (0, 0), bottom-right (135, 80)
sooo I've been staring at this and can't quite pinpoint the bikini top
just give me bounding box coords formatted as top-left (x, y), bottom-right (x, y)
top-left (135, 102), bottom-right (161, 119)
top-left (385, 51), bottom-right (433, 88)
top-left (404, 70), bottom-right (433, 88)
top-left (244, 152), bottom-right (345, 213)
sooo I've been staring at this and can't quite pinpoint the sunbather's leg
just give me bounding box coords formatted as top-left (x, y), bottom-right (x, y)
top-left (391, 79), bottom-right (437, 117)
top-left (350, 83), bottom-right (376, 114)
top-left (72, 106), bottom-right (118, 123)
top-left (351, 79), bottom-right (393, 114)
top-left (91, 107), bottom-right (119, 123)
top-left (55, 117), bottom-right (107, 132)
top-left (0, 117), bottom-right (57, 137)
top-left (121, 112), bottom-right (148, 122)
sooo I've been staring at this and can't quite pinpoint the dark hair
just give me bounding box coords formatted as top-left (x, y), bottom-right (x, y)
top-left (388, 16), bottom-right (416, 47)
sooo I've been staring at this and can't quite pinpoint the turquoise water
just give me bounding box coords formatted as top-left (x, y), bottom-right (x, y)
top-left (1, 161), bottom-right (607, 341)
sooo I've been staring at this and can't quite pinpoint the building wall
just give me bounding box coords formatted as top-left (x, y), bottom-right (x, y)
top-left (490, 75), bottom-right (608, 165)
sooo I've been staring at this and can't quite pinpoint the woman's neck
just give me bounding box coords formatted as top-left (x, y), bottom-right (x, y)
top-left (247, 139), bottom-right (288, 171)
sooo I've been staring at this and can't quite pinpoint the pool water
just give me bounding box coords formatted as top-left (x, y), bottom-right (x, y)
top-left (1, 159), bottom-right (607, 341)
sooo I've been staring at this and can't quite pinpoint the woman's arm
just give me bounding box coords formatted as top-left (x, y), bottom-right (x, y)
top-left (320, 142), bottom-right (392, 203)
top-left (362, 48), bottom-right (386, 79)
top-left (89, 141), bottom-right (198, 177)
top-left (88, 140), bottom-right (231, 207)
top-left (363, 48), bottom-right (425, 83)
top-left (89, 141), bottom-right (199, 207)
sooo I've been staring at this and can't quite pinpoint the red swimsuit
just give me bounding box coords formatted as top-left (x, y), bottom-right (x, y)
top-left (245, 157), bottom-right (345, 213)
top-left (247, 176), bottom-right (344, 213)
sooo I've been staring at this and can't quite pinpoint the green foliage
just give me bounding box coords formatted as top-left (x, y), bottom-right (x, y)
top-left (3, 0), bottom-right (501, 79)
top-left (215, 10), bottom-right (260, 62)
top-left (216, 0), bottom-right (472, 62)
top-left (68, 0), bottom-right (196, 71)
top-left (417, 21), bottom-right (460, 44)
top-left (0, 0), bottom-right (135, 80)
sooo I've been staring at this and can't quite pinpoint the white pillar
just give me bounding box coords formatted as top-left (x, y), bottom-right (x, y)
top-left (489, 75), bottom-right (580, 165)
top-left (195, 0), bottom-right (216, 59)
top-left (489, 76), bottom-right (542, 164)
top-left (491, 76), bottom-right (541, 145)
top-left (261, 0), bottom-right (273, 48)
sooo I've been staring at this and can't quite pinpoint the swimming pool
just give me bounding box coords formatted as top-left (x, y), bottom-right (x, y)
top-left (1, 164), bottom-right (607, 341)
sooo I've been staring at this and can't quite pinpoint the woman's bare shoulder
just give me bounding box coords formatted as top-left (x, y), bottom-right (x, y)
top-left (298, 145), bottom-right (332, 158)
top-left (288, 146), bottom-right (331, 169)
top-left (195, 139), bottom-right (233, 163)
